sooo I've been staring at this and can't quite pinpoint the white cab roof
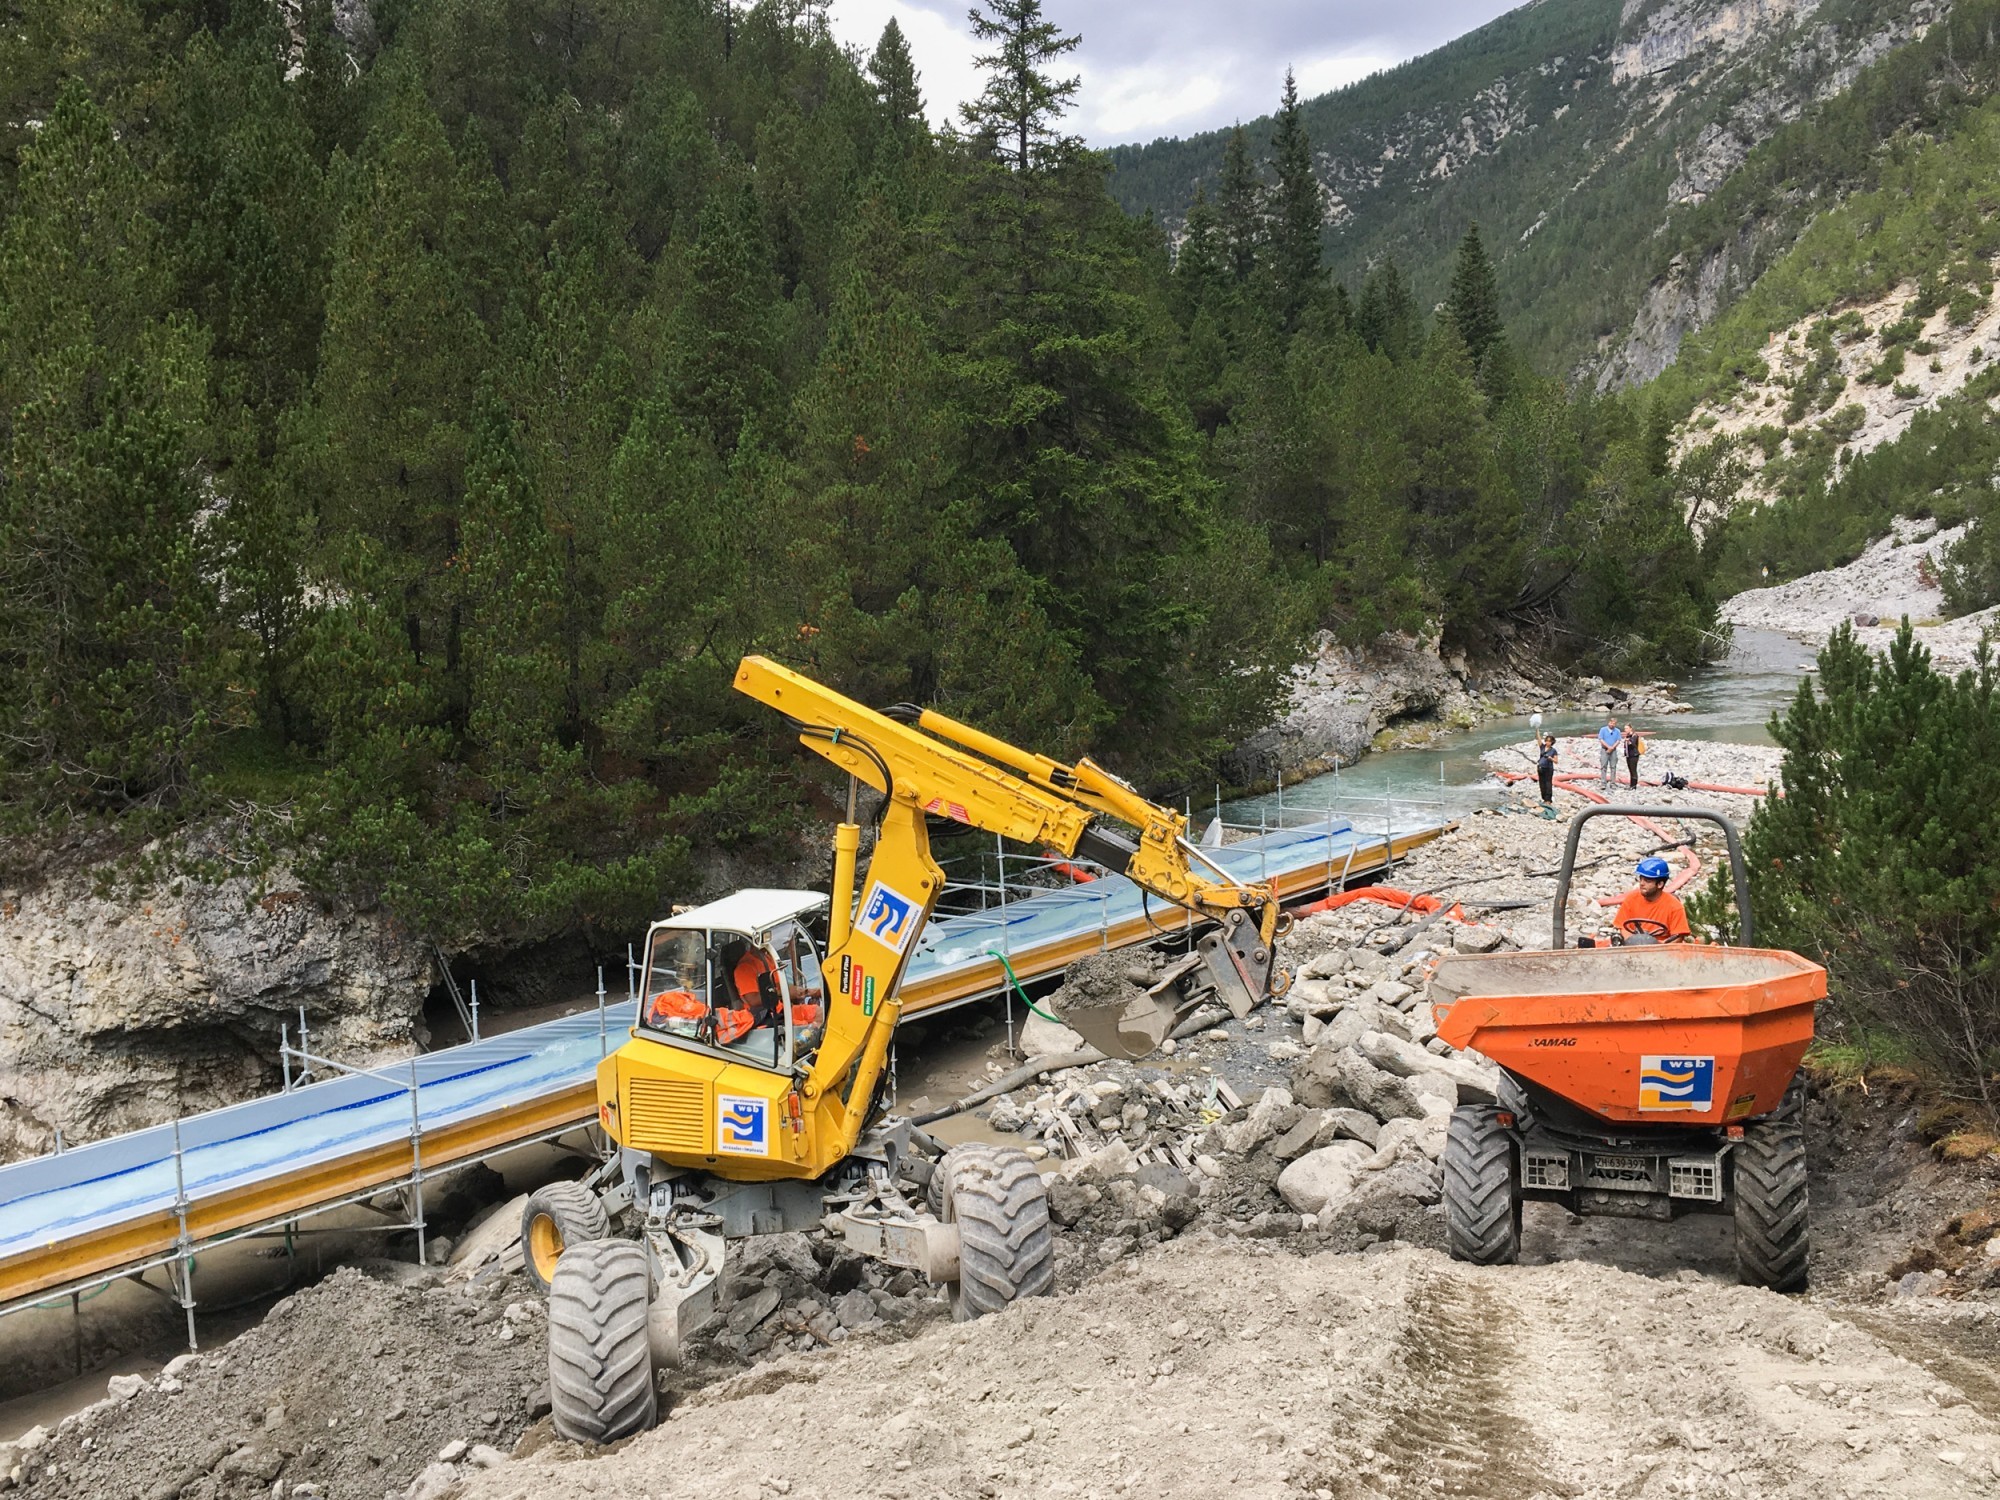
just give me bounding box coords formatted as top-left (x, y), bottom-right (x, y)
top-left (654, 888), bottom-right (828, 937)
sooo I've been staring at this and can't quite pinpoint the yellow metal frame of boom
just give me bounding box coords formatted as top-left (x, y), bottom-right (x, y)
top-left (599, 655), bottom-right (1281, 1181)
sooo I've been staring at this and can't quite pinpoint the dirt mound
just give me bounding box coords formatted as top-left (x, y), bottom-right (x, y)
top-left (10, 1263), bottom-right (546, 1500)
top-left (455, 1236), bottom-right (2000, 1500)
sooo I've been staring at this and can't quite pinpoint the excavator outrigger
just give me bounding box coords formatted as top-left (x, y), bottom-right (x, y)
top-left (525, 656), bottom-right (1289, 1442)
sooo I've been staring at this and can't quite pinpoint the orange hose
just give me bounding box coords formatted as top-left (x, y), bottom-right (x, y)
top-left (1493, 769), bottom-right (1707, 900)
top-left (1294, 887), bottom-right (1468, 923)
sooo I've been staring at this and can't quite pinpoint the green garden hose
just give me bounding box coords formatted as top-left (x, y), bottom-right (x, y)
top-left (986, 949), bottom-right (1059, 1023)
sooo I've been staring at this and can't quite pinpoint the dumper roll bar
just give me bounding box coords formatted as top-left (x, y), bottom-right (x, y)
top-left (1551, 805), bottom-right (1753, 950)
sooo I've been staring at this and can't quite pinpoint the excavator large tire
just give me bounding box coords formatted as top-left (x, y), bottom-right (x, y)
top-left (547, 1239), bottom-right (657, 1444)
top-left (521, 1180), bottom-right (611, 1295)
top-left (1734, 1080), bottom-right (1809, 1292)
top-left (939, 1144), bottom-right (1054, 1321)
top-left (1444, 1105), bottom-right (1521, 1265)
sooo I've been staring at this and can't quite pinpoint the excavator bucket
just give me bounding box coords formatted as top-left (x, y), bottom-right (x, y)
top-left (1054, 911), bottom-right (1282, 1061)
top-left (1054, 955), bottom-right (1201, 1059)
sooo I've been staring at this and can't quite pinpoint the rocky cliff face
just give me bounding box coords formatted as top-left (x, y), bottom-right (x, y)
top-left (1595, 219), bottom-right (1768, 389)
top-left (1223, 631), bottom-right (1571, 789)
top-left (1612, 0), bottom-right (1818, 82)
top-left (1596, 0), bottom-right (1943, 386)
top-left (0, 833), bottom-right (429, 1162)
top-left (1114, 0), bottom-right (1943, 381)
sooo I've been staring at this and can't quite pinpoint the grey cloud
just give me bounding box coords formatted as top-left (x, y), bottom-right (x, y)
top-left (882, 0), bottom-right (1523, 143)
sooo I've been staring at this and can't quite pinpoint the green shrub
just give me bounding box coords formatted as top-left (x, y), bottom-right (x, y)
top-left (1695, 625), bottom-right (2000, 1113)
top-left (1863, 344), bottom-right (1907, 383)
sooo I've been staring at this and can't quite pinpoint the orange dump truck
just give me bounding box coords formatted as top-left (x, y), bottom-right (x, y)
top-left (1427, 806), bottom-right (1827, 1290)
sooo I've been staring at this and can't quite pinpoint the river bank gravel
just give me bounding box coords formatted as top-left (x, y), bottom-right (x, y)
top-left (1721, 518), bottom-right (2000, 672)
top-left (1348, 736), bottom-right (1786, 949)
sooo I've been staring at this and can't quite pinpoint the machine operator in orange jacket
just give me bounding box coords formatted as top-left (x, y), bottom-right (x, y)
top-left (1612, 856), bottom-right (1692, 943)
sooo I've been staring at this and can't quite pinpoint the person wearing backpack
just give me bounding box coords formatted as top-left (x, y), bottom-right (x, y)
top-left (1622, 723), bottom-right (1643, 789)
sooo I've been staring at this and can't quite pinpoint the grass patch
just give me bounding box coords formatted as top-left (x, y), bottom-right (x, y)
top-left (1806, 1032), bottom-right (1920, 1088)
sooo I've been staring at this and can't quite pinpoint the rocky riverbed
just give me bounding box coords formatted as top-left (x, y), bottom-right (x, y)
top-left (1722, 517), bottom-right (2000, 672)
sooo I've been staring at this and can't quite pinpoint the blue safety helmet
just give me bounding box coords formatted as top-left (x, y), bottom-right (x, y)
top-left (1635, 856), bottom-right (1671, 881)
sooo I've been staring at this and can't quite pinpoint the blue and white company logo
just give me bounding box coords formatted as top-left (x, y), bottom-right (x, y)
top-left (860, 880), bottom-right (919, 956)
top-left (1639, 1056), bottom-right (1715, 1111)
top-left (717, 1094), bottom-right (769, 1155)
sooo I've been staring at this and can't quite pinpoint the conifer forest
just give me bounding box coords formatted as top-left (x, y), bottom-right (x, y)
top-left (0, 1), bottom-right (1719, 948)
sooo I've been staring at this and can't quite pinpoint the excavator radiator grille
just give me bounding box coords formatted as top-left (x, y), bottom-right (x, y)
top-left (625, 1078), bottom-right (707, 1153)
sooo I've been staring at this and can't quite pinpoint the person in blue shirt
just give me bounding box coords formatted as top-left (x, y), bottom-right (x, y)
top-left (1596, 715), bottom-right (1622, 790)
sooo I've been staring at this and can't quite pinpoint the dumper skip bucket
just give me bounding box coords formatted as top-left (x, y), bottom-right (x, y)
top-left (1429, 946), bottom-right (1826, 1127)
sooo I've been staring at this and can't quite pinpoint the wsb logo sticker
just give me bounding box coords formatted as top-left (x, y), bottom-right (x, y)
top-left (717, 1095), bottom-right (769, 1155)
top-left (860, 881), bottom-right (919, 955)
top-left (1639, 1056), bottom-right (1715, 1111)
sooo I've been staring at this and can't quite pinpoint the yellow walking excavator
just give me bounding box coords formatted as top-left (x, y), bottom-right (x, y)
top-left (523, 656), bottom-right (1289, 1442)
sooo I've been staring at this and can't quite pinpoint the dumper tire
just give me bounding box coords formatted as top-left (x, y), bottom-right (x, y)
top-left (940, 1144), bottom-right (1054, 1322)
top-left (1734, 1091), bottom-right (1809, 1293)
top-left (547, 1238), bottom-right (657, 1444)
top-left (1444, 1105), bottom-right (1521, 1265)
top-left (521, 1180), bottom-right (612, 1295)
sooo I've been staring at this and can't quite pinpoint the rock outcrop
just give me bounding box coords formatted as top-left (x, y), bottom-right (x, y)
top-left (0, 834), bottom-right (429, 1160)
top-left (1224, 629), bottom-right (1568, 789)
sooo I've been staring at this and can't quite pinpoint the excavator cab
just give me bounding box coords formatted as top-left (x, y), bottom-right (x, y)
top-left (634, 889), bottom-right (829, 1075)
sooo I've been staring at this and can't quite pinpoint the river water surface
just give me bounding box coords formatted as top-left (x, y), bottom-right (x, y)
top-left (1227, 627), bottom-right (1813, 828)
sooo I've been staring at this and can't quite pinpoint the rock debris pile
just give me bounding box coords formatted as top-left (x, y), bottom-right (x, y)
top-left (699, 1231), bottom-right (947, 1362)
top-left (970, 910), bottom-right (1508, 1262)
top-left (4, 1264), bottom-right (543, 1500)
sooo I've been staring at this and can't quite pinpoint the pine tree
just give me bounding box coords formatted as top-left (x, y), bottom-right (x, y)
top-left (660, 176), bottom-right (780, 452)
top-left (1355, 258), bottom-right (1421, 361)
top-left (960, 0), bottom-right (1081, 172)
top-left (1216, 125), bottom-right (1260, 284)
top-left (1172, 183), bottom-right (1228, 315)
top-left (294, 0), bottom-right (351, 162)
top-left (0, 87), bottom-right (227, 805)
top-left (1443, 222), bottom-right (1505, 372)
top-left (1265, 70), bottom-right (1324, 330)
top-left (868, 18), bottom-right (924, 137)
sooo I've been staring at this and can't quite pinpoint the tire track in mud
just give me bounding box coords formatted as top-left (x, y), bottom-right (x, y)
top-left (1317, 1266), bottom-right (1560, 1500)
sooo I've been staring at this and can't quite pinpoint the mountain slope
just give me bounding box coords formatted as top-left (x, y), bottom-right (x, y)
top-left (1109, 0), bottom-right (1942, 377)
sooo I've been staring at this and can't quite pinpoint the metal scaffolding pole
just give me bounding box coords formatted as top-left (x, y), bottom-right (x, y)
top-left (170, 1118), bottom-right (197, 1350)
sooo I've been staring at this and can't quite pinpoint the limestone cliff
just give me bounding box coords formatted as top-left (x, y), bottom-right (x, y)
top-left (0, 832), bottom-right (429, 1162)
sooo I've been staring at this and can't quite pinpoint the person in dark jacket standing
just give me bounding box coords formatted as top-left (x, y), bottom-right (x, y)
top-left (1622, 723), bottom-right (1642, 789)
top-left (1536, 734), bottom-right (1558, 817)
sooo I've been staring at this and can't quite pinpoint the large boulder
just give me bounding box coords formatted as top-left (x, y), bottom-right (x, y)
top-left (1289, 1044), bottom-right (1427, 1121)
top-left (1019, 1011), bottom-right (1088, 1056)
top-left (1276, 1140), bottom-right (1374, 1215)
top-left (1355, 1030), bottom-right (1499, 1105)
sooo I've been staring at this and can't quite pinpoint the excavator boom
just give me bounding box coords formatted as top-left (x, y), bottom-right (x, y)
top-left (732, 655), bottom-right (1284, 1074)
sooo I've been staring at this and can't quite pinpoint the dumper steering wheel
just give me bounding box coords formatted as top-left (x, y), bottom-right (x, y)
top-left (1615, 919), bottom-right (1688, 944)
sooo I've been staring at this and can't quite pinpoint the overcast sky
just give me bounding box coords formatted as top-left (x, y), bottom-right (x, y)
top-left (826, 0), bottom-right (1527, 147)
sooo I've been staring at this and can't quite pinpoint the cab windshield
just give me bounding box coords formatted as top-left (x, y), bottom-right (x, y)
top-left (637, 919), bottom-right (833, 1071)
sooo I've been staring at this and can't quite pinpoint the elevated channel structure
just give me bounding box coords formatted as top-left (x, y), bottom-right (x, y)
top-left (0, 807), bottom-right (1447, 1338)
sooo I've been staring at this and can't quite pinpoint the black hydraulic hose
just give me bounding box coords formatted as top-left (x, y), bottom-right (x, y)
top-left (788, 719), bottom-right (894, 829)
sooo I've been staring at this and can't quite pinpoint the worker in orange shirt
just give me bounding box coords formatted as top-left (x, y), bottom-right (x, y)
top-left (722, 940), bottom-right (824, 1042)
top-left (1612, 856), bottom-right (1692, 943)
